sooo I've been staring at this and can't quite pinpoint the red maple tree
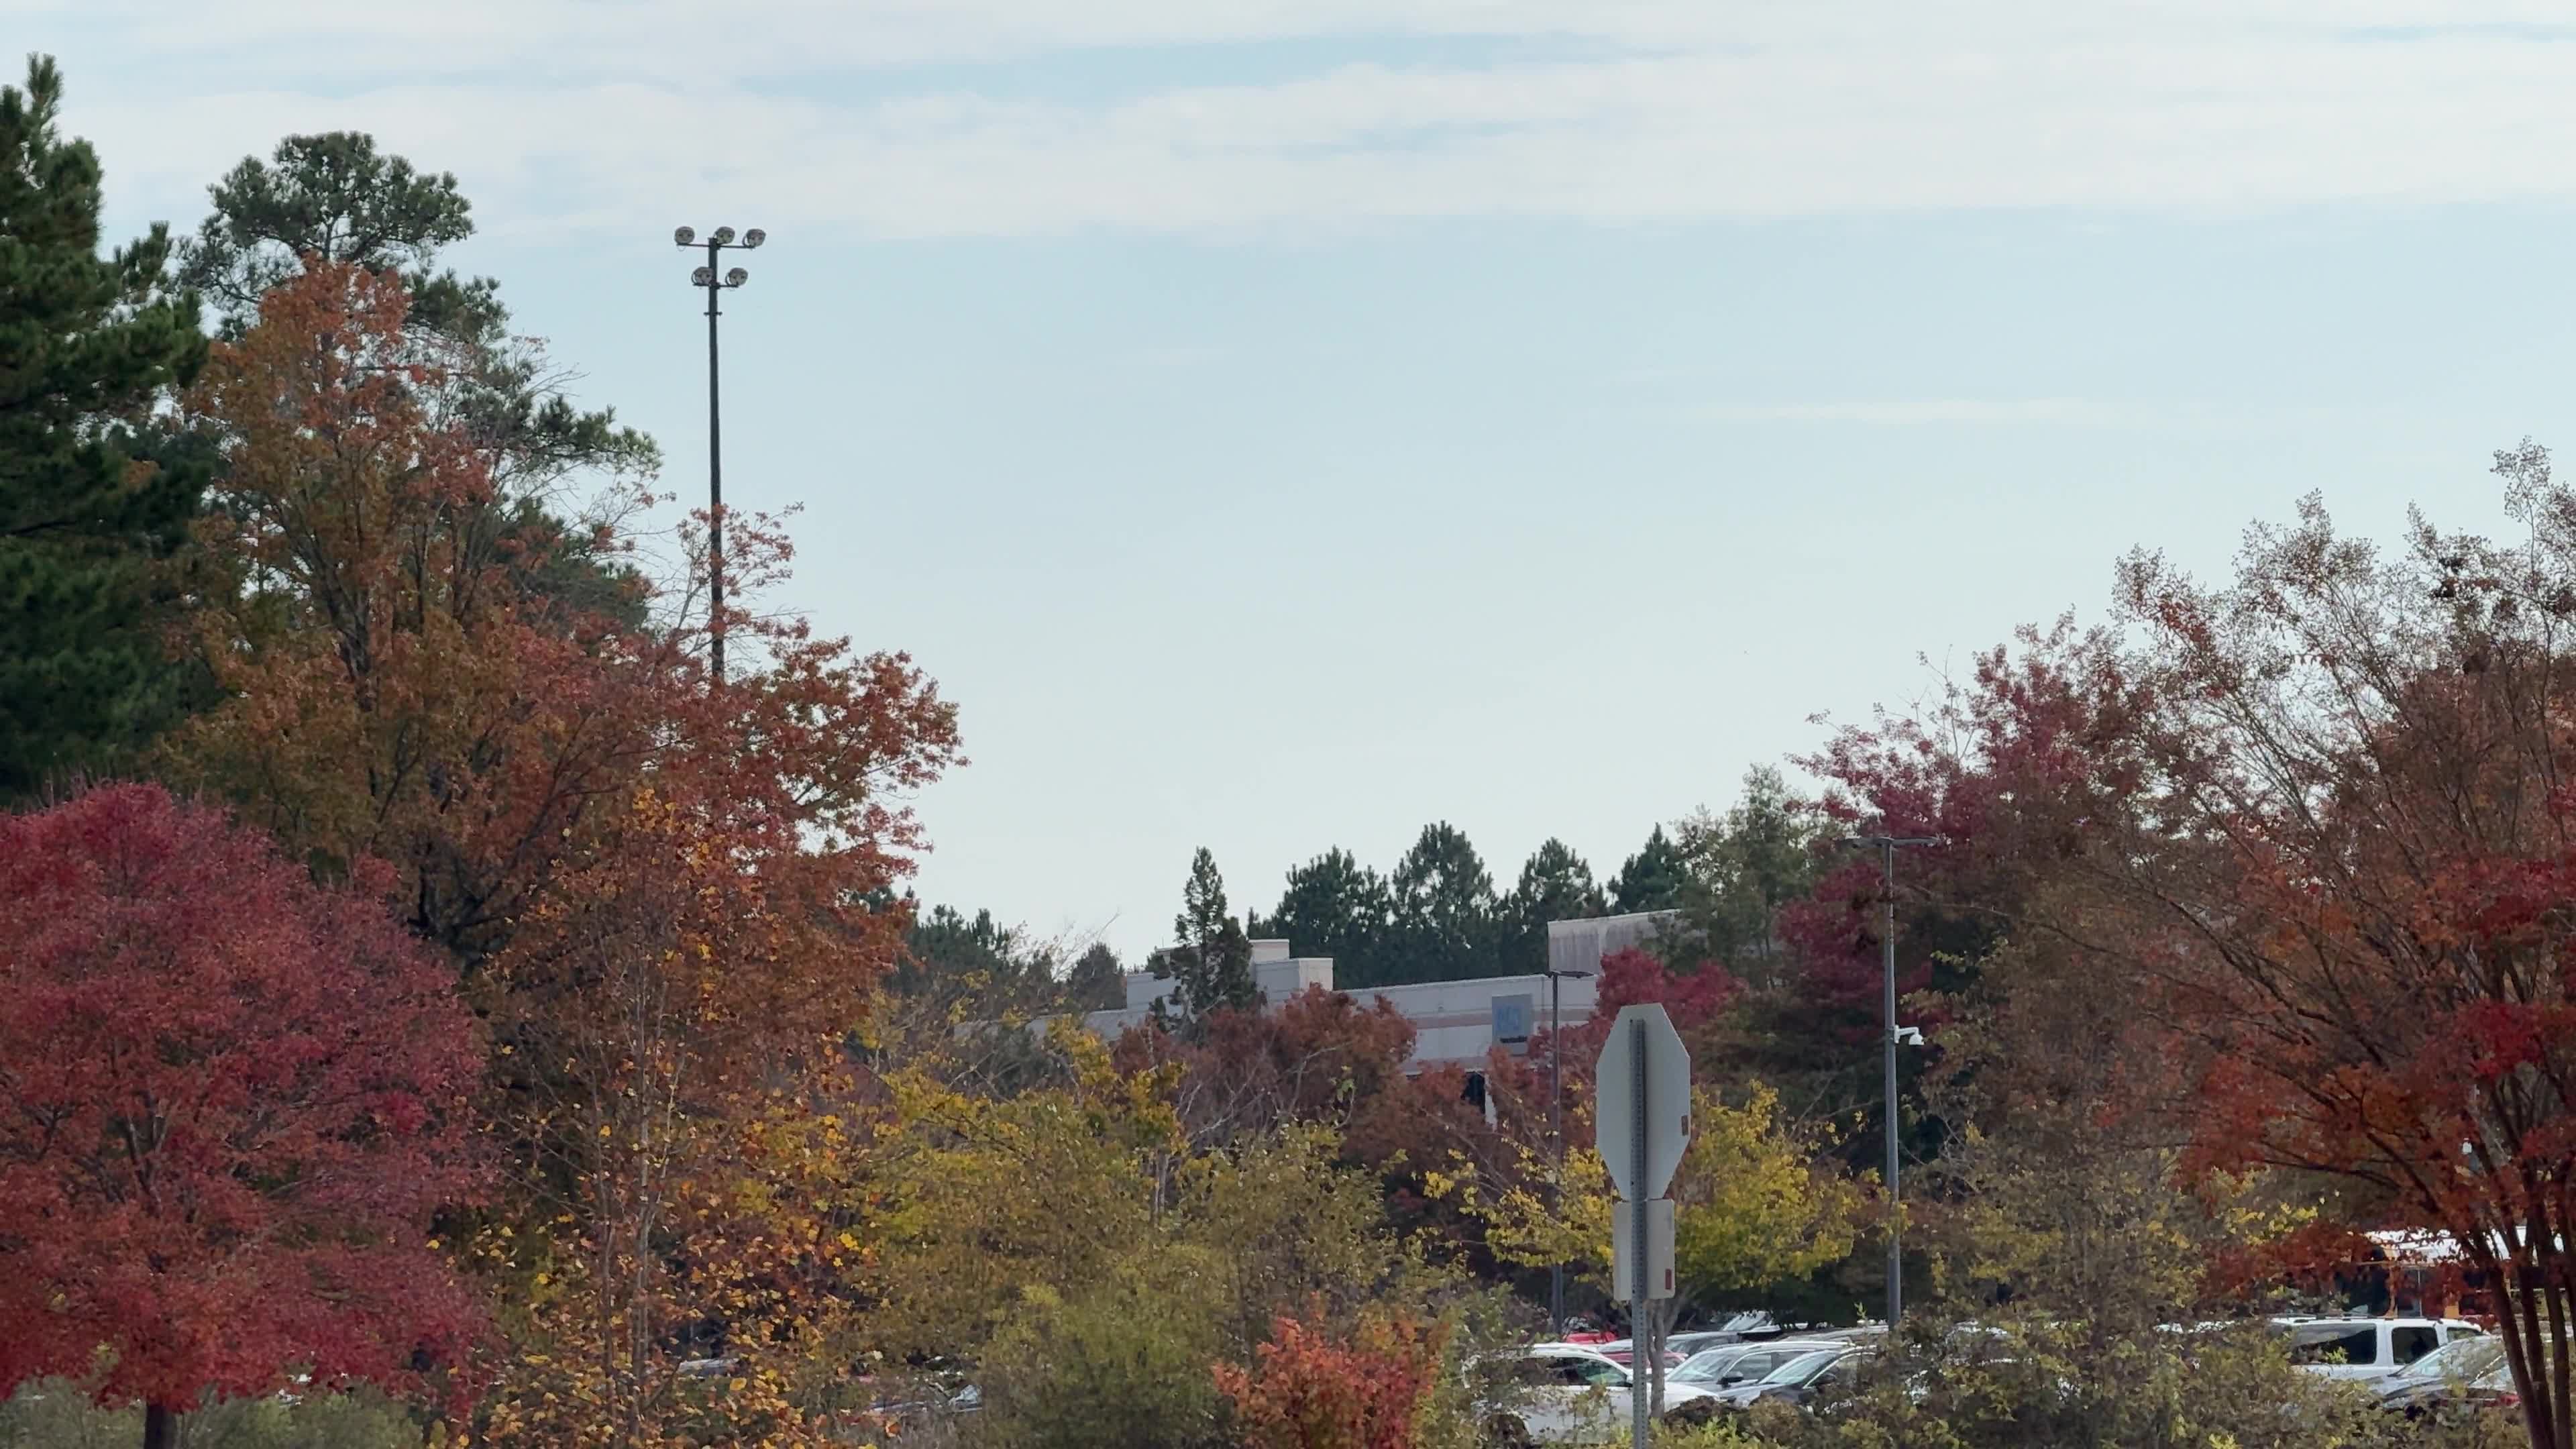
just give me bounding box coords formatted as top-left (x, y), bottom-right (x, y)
top-left (2079, 472), bottom-right (2576, 1449)
top-left (1116, 985), bottom-right (1420, 1148)
top-left (0, 784), bottom-right (486, 1448)
top-left (1889, 455), bottom-right (2576, 1449)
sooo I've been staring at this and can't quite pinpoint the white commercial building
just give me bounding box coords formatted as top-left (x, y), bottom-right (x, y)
top-left (1079, 911), bottom-right (1676, 1072)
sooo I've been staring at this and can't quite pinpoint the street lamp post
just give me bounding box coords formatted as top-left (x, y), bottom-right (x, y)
top-left (1839, 834), bottom-right (1937, 1333)
top-left (672, 224), bottom-right (765, 683)
top-left (1543, 963), bottom-right (1595, 1338)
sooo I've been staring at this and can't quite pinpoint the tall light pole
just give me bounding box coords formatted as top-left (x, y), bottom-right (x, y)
top-left (1840, 834), bottom-right (1937, 1332)
top-left (1543, 963), bottom-right (1594, 1338)
top-left (672, 224), bottom-right (763, 683)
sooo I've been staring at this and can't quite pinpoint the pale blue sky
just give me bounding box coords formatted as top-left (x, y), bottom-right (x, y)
top-left (19, 0), bottom-right (2574, 959)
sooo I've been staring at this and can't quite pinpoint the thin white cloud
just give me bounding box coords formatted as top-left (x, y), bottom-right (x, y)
top-left (46, 0), bottom-right (2576, 72)
top-left (1699, 399), bottom-right (2128, 426)
top-left (23, 0), bottom-right (2576, 236)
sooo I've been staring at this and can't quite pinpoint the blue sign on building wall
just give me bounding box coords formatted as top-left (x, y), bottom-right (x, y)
top-left (1492, 993), bottom-right (1534, 1050)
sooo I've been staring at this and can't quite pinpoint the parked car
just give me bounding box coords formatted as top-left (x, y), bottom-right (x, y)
top-left (1703, 1311), bottom-right (1788, 1340)
top-left (1598, 1324), bottom-right (1772, 1367)
top-left (1709, 1345), bottom-right (1873, 1412)
top-left (2372, 1334), bottom-right (2513, 1418)
top-left (1474, 1345), bottom-right (1721, 1444)
top-left (2273, 1316), bottom-right (2485, 1383)
top-left (1675, 1338), bottom-right (1849, 1391)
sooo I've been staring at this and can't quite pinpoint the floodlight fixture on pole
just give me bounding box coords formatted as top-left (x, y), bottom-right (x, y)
top-left (1839, 833), bottom-right (1939, 1334)
top-left (1542, 963), bottom-right (1595, 1338)
top-left (674, 222), bottom-right (765, 684)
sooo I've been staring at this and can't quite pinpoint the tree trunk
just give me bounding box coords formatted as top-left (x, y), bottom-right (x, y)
top-left (142, 1403), bottom-right (175, 1449)
top-left (1644, 1298), bottom-right (1678, 1417)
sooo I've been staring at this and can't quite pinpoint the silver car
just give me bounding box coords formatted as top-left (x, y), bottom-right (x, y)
top-left (1475, 1344), bottom-right (1721, 1444)
top-left (1674, 1338), bottom-right (1848, 1392)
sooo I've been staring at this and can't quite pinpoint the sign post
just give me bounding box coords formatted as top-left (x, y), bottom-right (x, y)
top-left (1627, 1023), bottom-right (1652, 1449)
top-left (1595, 1004), bottom-right (1690, 1449)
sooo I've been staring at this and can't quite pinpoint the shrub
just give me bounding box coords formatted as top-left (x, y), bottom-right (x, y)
top-left (1214, 1311), bottom-right (1446, 1449)
top-left (976, 1253), bottom-right (1230, 1449)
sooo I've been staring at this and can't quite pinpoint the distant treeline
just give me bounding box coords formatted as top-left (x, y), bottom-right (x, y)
top-left (903, 765), bottom-right (1826, 1002)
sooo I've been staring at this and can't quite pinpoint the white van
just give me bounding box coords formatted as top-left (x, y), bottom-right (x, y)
top-left (2273, 1316), bottom-right (2486, 1382)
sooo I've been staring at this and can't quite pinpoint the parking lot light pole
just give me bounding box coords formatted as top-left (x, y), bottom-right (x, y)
top-left (672, 223), bottom-right (764, 684)
top-left (1839, 834), bottom-right (1937, 1332)
top-left (1544, 963), bottom-right (1594, 1338)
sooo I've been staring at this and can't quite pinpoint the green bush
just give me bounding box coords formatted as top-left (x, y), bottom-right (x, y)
top-left (974, 1251), bottom-right (1230, 1449)
top-left (1653, 1418), bottom-right (1770, 1449)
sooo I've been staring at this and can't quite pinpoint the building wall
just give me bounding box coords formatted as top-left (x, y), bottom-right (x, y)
top-left (1075, 918), bottom-right (1672, 1071)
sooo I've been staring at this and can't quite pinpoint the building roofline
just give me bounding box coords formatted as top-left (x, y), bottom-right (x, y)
top-left (1353, 972), bottom-right (1597, 995)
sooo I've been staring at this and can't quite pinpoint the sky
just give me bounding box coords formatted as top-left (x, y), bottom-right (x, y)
top-left (17, 0), bottom-right (2576, 961)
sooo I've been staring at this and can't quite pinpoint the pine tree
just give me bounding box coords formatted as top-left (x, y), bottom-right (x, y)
top-left (1609, 824), bottom-right (1688, 914)
top-left (1387, 821), bottom-right (1499, 983)
top-left (176, 131), bottom-right (479, 337)
top-left (899, 902), bottom-right (1050, 998)
top-left (1260, 847), bottom-right (1396, 987)
top-left (178, 131), bottom-right (656, 632)
top-left (1171, 848), bottom-right (1257, 1022)
top-left (1501, 837), bottom-right (1607, 971)
top-left (0, 56), bottom-right (211, 801)
top-left (1066, 942), bottom-right (1125, 1012)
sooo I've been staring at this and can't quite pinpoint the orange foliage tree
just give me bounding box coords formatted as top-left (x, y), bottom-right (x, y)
top-left (162, 260), bottom-right (962, 1442)
top-left (1213, 1309), bottom-right (1447, 1449)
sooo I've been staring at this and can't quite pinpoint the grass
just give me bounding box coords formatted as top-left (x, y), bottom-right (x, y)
top-left (0, 1383), bottom-right (433, 1449)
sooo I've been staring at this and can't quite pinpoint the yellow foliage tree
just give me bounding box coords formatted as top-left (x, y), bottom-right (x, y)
top-left (1438, 1083), bottom-right (1860, 1411)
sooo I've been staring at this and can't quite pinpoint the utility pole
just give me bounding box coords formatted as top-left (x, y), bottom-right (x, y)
top-left (1840, 833), bottom-right (1936, 1331)
top-left (672, 224), bottom-right (764, 683)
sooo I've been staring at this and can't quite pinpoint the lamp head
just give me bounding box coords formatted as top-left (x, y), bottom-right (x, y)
top-left (724, 267), bottom-right (749, 288)
top-left (690, 265), bottom-right (714, 286)
top-left (673, 225), bottom-right (696, 246)
top-left (710, 225), bottom-right (737, 246)
top-left (742, 228), bottom-right (765, 248)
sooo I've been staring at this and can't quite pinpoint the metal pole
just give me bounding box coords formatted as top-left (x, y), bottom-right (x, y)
top-left (1881, 841), bottom-right (1901, 1331)
top-left (1549, 969), bottom-right (1564, 1338)
top-left (1628, 1015), bottom-right (1650, 1449)
top-left (704, 239), bottom-right (725, 685)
